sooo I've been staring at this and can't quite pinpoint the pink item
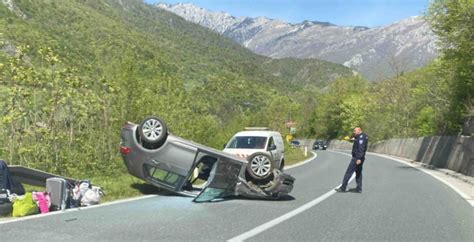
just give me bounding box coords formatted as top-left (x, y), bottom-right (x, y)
top-left (32, 192), bottom-right (50, 214)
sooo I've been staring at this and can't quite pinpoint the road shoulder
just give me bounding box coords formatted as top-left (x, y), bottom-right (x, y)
top-left (367, 152), bottom-right (474, 207)
top-left (285, 151), bottom-right (317, 170)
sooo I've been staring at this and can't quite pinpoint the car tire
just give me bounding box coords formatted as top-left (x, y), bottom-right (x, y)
top-left (246, 152), bottom-right (274, 181)
top-left (139, 116), bottom-right (168, 149)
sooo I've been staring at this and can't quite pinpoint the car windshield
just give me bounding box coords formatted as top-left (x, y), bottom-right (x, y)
top-left (227, 136), bottom-right (267, 149)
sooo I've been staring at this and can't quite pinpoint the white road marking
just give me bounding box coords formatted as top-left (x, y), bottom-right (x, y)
top-left (331, 150), bottom-right (473, 207)
top-left (227, 152), bottom-right (354, 242)
top-left (0, 194), bottom-right (158, 225)
top-left (368, 152), bottom-right (474, 207)
top-left (285, 151), bottom-right (317, 170)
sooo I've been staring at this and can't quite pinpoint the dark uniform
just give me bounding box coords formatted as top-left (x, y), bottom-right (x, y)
top-left (340, 133), bottom-right (368, 192)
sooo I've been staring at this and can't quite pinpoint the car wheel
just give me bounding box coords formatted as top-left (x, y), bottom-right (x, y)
top-left (246, 152), bottom-right (274, 181)
top-left (139, 116), bottom-right (168, 148)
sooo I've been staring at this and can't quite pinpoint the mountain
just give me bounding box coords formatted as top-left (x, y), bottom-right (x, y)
top-left (0, 0), bottom-right (351, 90)
top-left (0, 0), bottom-right (352, 171)
top-left (157, 3), bottom-right (438, 81)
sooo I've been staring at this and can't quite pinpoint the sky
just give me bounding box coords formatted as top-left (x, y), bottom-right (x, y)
top-left (145, 0), bottom-right (430, 27)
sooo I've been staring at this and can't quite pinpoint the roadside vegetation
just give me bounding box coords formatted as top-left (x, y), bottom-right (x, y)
top-left (0, 0), bottom-right (348, 178)
top-left (284, 146), bottom-right (312, 167)
top-left (0, 0), bottom-right (471, 202)
top-left (305, 0), bottom-right (473, 140)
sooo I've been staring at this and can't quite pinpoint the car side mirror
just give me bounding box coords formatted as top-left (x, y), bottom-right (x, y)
top-left (223, 143), bottom-right (227, 149)
top-left (268, 144), bottom-right (277, 151)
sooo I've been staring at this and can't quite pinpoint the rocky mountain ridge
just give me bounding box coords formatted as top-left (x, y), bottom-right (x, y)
top-left (156, 3), bottom-right (438, 80)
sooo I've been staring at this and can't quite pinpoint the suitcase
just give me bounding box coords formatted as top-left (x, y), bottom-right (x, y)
top-left (0, 200), bottom-right (13, 216)
top-left (0, 160), bottom-right (13, 191)
top-left (0, 189), bottom-right (12, 216)
top-left (46, 177), bottom-right (67, 211)
top-left (0, 160), bottom-right (24, 195)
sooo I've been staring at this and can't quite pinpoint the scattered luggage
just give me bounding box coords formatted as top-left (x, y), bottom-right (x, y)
top-left (0, 201), bottom-right (12, 216)
top-left (0, 189), bottom-right (12, 216)
top-left (0, 159), bottom-right (24, 216)
top-left (81, 186), bottom-right (103, 206)
top-left (70, 180), bottom-right (104, 207)
top-left (0, 160), bottom-right (105, 218)
top-left (0, 160), bottom-right (25, 195)
top-left (32, 191), bottom-right (51, 214)
top-left (0, 160), bottom-right (13, 191)
top-left (12, 192), bottom-right (39, 217)
top-left (46, 177), bottom-right (67, 211)
top-left (11, 179), bottom-right (25, 196)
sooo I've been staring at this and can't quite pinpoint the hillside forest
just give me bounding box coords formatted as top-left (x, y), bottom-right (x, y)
top-left (0, 0), bottom-right (472, 178)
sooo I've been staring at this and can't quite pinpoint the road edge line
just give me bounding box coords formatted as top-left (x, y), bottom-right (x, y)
top-left (285, 151), bottom-right (317, 170)
top-left (227, 152), bottom-right (354, 242)
top-left (367, 152), bottom-right (474, 207)
top-left (0, 194), bottom-right (158, 225)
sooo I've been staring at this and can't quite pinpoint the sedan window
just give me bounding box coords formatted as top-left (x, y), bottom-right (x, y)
top-left (145, 164), bottom-right (181, 187)
top-left (194, 187), bottom-right (227, 202)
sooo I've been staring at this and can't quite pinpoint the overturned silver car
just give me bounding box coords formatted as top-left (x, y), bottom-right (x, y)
top-left (120, 116), bottom-right (295, 202)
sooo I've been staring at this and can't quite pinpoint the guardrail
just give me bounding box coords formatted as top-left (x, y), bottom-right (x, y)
top-left (9, 165), bottom-right (76, 187)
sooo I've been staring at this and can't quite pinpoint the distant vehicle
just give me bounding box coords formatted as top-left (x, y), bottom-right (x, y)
top-left (313, 140), bottom-right (327, 150)
top-left (223, 127), bottom-right (285, 181)
top-left (120, 116), bottom-right (294, 202)
top-left (290, 140), bottom-right (301, 148)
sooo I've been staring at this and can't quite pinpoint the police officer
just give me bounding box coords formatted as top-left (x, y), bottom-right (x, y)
top-left (335, 126), bottom-right (368, 193)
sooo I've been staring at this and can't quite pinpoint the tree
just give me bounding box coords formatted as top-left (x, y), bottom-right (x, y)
top-left (427, 0), bottom-right (474, 133)
top-left (306, 76), bottom-right (370, 139)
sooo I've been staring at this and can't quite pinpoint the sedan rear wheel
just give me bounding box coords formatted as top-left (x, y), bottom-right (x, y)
top-left (139, 116), bottom-right (168, 149)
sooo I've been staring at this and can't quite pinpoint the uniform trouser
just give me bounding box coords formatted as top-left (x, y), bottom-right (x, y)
top-left (340, 157), bottom-right (364, 191)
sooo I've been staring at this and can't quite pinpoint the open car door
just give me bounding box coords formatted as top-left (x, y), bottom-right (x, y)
top-left (193, 157), bottom-right (295, 202)
top-left (193, 157), bottom-right (243, 202)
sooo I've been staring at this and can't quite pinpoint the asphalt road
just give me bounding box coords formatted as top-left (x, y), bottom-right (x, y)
top-left (1, 150), bottom-right (473, 241)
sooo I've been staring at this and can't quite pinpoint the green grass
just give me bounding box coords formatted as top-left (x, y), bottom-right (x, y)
top-left (284, 146), bottom-right (313, 167)
top-left (85, 175), bottom-right (154, 202)
top-left (19, 175), bottom-right (151, 202)
top-left (20, 175), bottom-right (150, 203)
top-left (23, 184), bottom-right (45, 193)
top-left (23, 174), bottom-right (152, 202)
